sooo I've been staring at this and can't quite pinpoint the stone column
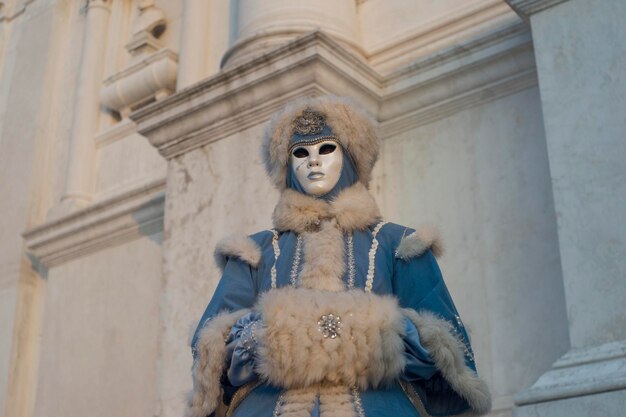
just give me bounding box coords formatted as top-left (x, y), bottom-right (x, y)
top-left (222, 0), bottom-right (362, 68)
top-left (505, 0), bottom-right (626, 415)
top-left (58, 0), bottom-right (111, 212)
top-left (177, 0), bottom-right (210, 89)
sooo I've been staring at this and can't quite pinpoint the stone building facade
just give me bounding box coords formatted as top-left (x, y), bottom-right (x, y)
top-left (0, 1), bottom-right (624, 417)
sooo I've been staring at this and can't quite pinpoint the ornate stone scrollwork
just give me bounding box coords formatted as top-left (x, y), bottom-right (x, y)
top-left (100, 0), bottom-right (178, 118)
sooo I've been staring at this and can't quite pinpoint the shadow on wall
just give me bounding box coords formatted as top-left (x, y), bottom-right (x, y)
top-left (132, 192), bottom-right (165, 245)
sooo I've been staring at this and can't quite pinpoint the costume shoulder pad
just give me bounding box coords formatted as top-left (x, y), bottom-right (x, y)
top-left (214, 233), bottom-right (263, 271)
top-left (394, 224), bottom-right (444, 260)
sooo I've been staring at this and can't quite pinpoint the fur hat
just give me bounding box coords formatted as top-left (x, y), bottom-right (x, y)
top-left (261, 96), bottom-right (380, 190)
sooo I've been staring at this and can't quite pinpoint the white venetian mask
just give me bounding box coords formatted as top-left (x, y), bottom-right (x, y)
top-left (289, 140), bottom-right (343, 197)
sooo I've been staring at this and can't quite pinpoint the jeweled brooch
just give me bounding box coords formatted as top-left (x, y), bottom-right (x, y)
top-left (318, 313), bottom-right (342, 339)
top-left (292, 109), bottom-right (326, 135)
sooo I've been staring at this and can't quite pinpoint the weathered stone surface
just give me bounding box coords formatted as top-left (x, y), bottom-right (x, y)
top-left (531, 0), bottom-right (626, 350)
top-left (158, 127), bottom-right (279, 416)
top-left (383, 87), bottom-right (568, 409)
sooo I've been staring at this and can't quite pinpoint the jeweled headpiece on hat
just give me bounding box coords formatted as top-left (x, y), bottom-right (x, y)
top-left (288, 109), bottom-right (341, 154)
top-left (262, 96), bottom-right (380, 190)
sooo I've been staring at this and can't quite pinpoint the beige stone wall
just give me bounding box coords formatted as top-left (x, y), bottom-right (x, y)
top-left (33, 235), bottom-right (163, 417)
top-left (2, 1), bottom-right (623, 417)
top-left (382, 87), bottom-right (568, 413)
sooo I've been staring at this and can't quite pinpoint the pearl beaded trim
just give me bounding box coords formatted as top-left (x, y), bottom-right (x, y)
top-left (270, 229), bottom-right (280, 289)
top-left (240, 321), bottom-right (258, 353)
top-left (365, 221), bottom-right (387, 292)
top-left (289, 234), bottom-right (303, 287)
top-left (347, 232), bottom-right (355, 289)
top-left (351, 387), bottom-right (366, 417)
top-left (454, 314), bottom-right (475, 362)
top-left (272, 392), bottom-right (286, 417)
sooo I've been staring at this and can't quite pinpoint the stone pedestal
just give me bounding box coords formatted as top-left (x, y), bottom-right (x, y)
top-left (506, 0), bottom-right (626, 415)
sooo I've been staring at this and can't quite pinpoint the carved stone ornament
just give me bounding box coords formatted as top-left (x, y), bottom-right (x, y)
top-left (292, 109), bottom-right (327, 136)
top-left (100, 0), bottom-right (178, 118)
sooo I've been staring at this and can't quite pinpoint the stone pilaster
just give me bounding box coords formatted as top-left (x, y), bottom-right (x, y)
top-left (177, 0), bottom-right (210, 89)
top-left (512, 0), bottom-right (626, 415)
top-left (56, 0), bottom-right (111, 213)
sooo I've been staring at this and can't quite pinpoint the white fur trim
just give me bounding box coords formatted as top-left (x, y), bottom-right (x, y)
top-left (273, 183), bottom-right (381, 234)
top-left (276, 387), bottom-right (317, 417)
top-left (402, 309), bottom-right (492, 416)
top-left (319, 386), bottom-right (357, 417)
top-left (299, 219), bottom-right (346, 291)
top-left (395, 225), bottom-right (444, 260)
top-left (185, 309), bottom-right (250, 417)
top-left (255, 288), bottom-right (406, 390)
top-left (262, 96), bottom-right (380, 190)
top-left (273, 188), bottom-right (330, 233)
top-left (330, 183), bottom-right (381, 232)
top-left (214, 234), bottom-right (262, 271)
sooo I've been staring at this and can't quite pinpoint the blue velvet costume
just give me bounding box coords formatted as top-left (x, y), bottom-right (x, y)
top-left (187, 98), bottom-right (490, 417)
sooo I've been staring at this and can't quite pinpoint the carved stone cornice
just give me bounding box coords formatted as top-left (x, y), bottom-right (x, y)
top-left (132, 23), bottom-right (535, 158)
top-left (23, 179), bottom-right (165, 267)
top-left (380, 22), bottom-right (536, 138)
top-left (505, 0), bottom-right (570, 19)
top-left (131, 31), bottom-right (383, 159)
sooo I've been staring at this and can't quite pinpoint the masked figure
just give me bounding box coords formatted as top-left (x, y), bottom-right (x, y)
top-left (186, 97), bottom-right (491, 417)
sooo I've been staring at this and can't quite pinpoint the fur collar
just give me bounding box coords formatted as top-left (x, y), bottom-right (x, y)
top-left (272, 183), bottom-right (382, 234)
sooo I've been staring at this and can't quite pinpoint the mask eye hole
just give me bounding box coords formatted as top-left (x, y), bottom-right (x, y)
top-left (319, 143), bottom-right (336, 155)
top-left (292, 147), bottom-right (309, 158)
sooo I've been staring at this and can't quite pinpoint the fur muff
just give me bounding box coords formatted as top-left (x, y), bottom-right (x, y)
top-left (402, 309), bottom-right (492, 416)
top-left (273, 183), bottom-right (381, 234)
top-left (214, 234), bottom-right (262, 271)
top-left (255, 287), bottom-right (407, 390)
top-left (262, 96), bottom-right (380, 190)
top-left (395, 224), bottom-right (444, 260)
top-left (185, 309), bottom-right (250, 417)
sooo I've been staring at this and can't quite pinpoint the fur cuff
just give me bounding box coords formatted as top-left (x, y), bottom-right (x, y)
top-left (402, 309), bottom-right (492, 416)
top-left (214, 234), bottom-right (262, 271)
top-left (395, 225), bottom-right (444, 260)
top-left (185, 309), bottom-right (250, 417)
top-left (255, 288), bottom-right (406, 390)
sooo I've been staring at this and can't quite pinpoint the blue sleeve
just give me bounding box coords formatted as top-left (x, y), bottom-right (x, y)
top-left (190, 257), bottom-right (258, 358)
top-left (393, 249), bottom-right (475, 370)
top-left (393, 249), bottom-right (476, 415)
top-left (225, 311), bottom-right (263, 387)
top-left (402, 317), bottom-right (437, 381)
